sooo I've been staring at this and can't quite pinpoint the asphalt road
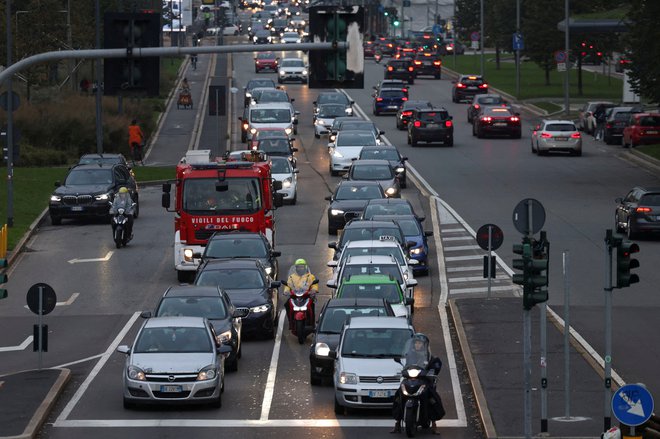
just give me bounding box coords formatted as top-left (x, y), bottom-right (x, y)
top-left (2, 22), bottom-right (660, 439)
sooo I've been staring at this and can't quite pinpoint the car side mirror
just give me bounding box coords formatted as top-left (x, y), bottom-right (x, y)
top-left (217, 344), bottom-right (232, 355)
top-left (238, 117), bottom-right (243, 121)
top-left (54, 181), bottom-right (61, 187)
top-left (324, 195), bottom-right (332, 201)
top-left (140, 310), bottom-right (152, 319)
top-left (116, 345), bottom-right (130, 355)
top-left (293, 119), bottom-right (299, 125)
top-left (379, 130), bottom-right (385, 135)
top-left (449, 115), bottom-right (453, 120)
top-left (312, 101), bottom-right (317, 105)
top-left (417, 216), bottom-right (425, 222)
top-left (270, 281), bottom-right (282, 289)
top-left (401, 156), bottom-right (408, 161)
top-left (425, 231), bottom-right (433, 237)
top-left (326, 279), bottom-right (338, 289)
top-left (292, 147), bottom-right (299, 152)
top-left (272, 251), bottom-right (282, 257)
top-left (406, 240), bottom-right (416, 249)
top-left (290, 98), bottom-right (295, 102)
top-left (406, 279), bottom-right (418, 288)
top-left (328, 241), bottom-right (338, 249)
top-left (327, 260), bottom-right (338, 267)
top-left (405, 297), bottom-right (415, 306)
top-left (328, 350), bottom-right (337, 359)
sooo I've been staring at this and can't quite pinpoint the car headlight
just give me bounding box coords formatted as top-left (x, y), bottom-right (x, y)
top-left (395, 166), bottom-right (405, 173)
top-left (250, 128), bottom-right (257, 134)
top-left (196, 365), bottom-right (217, 381)
top-left (282, 177), bottom-right (292, 188)
top-left (385, 187), bottom-right (398, 196)
top-left (339, 372), bottom-right (358, 385)
top-left (314, 342), bottom-right (330, 357)
top-left (216, 330), bottom-right (232, 344)
top-left (345, 107), bottom-right (353, 115)
top-left (245, 92), bottom-right (252, 98)
top-left (279, 70), bottom-right (286, 76)
top-left (50, 195), bottom-right (62, 202)
top-left (315, 119), bottom-right (324, 125)
top-left (297, 39), bottom-right (302, 44)
top-left (267, 36), bottom-right (272, 41)
top-left (95, 192), bottom-right (111, 201)
top-left (127, 365), bottom-right (146, 381)
top-left (302, 69), bottom-right (308, 75)
top-left (332, 149), bottom-right (343, 158)
top-left (330, 209), bottom-right (345, 216)
top-left (253, 36), bottom-right (258, 42)
top-left (250, 303), bottom-right (271, 313)
top-left (330, 135), bottom-right (336, 142)
top-left (285, 127), bottom-right (293, 135)
top-left (410, 247), bottom-right (423, 255)
top-left (300, 19), bottom-right (305, 25)
top-left (183, 248), bottom-right (195, 262)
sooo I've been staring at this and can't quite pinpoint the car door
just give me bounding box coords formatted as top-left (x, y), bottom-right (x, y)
top-left (618, 189), bottom-right (639, 226)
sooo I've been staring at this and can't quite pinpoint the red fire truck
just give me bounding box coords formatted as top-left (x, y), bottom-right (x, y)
top-left (162, 150), bottom-right (283, 282)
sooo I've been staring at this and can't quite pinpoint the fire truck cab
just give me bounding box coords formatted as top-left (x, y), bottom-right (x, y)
top-left (162, 150), bottom-right (283, 282)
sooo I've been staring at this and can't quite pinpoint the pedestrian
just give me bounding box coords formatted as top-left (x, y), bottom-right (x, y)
top-left (128, 119), bottom-right (145, 166)
top-left (191, 54), bottom-right (198, 70)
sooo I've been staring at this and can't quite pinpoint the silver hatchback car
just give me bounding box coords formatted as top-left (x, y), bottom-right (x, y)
top-left (531, 120), bottom-right (582, 156)
top-left (117, 316), bottom-right (231, 408)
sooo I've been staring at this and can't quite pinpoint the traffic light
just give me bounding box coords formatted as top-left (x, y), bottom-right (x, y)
top-left (0, 258), bottom-right (8, 299)
top-left (616, 239), bottom-right (640, 288)
top-left (393, 18), bottom-right (400, 27)
top-left (104, 12), bottom-right (161, 97)
top-left (308, 5), bottom-right (364, 89)
top-left (512, 239), bottom-right (531, 287)
top-left (523, 236), bottom-right (549, 310)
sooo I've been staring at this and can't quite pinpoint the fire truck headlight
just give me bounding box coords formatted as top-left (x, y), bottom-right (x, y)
top-left (183, 248), bottom-right (195, 262)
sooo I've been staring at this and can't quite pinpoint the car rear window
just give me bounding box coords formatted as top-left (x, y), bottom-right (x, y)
top-left (478, 96), bottom-right (504, 105)
top-left (461, 77), bottom-right (484, 86)
top-left (389, 61), bottom-right (409, 68)
top-left (640, 194), bottom-right (660, 206)
top-left (545, 123), bottom-right (577, 132)
top-left (418, 111), bottom-right (449, 122)
top-left (639, 116), bottom-right (660, 126)
top-left (381, 90), bottom-right (405, 98)
top-left (614, 112), bottom-right (632, 121)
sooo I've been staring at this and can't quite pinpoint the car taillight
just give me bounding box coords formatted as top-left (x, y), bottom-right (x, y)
top-left (540, 132), bottom-right (552, 138)
top-left (433, 60), bottom-right (441, 66)
top-left (474, 104), bottom-right (480, 109)
top-left (636, 207), bottom-right (652, 213)
top-left (387, 66), bottom-right (394, 71)
top-left (456, 83), bottom-right (466, 88)
top-left (414, 121), bottom-right (421, 128)
top-left (376, 97), bottom-right (383, 102)
top-left (571, 132), bottom-right (581, 138)
top-left (408, 66), bottom-right (414, 71)
top-left (479, 84), bottom-right (488, 88)
top-left (481, 116), bottom-right (491, 122)
top-left (606, 123), bottom-right (612, 129)
top-left (402, 88), bottom-right (408, 93)
top-left (445, 120), bottom-right (453, 128)
top-left (510, 116), bottom-right (520, 122)
top-left (402, 111), bottom-right (412, 116)
top-left (414, 60), bottom-right (422, 65)
top-left (402, 97), bottom-right (408, 101)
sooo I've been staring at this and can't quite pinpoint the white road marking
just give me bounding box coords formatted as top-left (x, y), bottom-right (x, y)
top-left (54, 353), bottom-right (104, 369)
top-left (445, 255), bottom-right (482, 262)
top-left (443, 245), bottom-right (482, 252)
top-left (441, 227), bottom-right (466, 233)
top-left (0, 336), bottom-right (33, 352)
top-left (443, 236), bottom-right (476, 241)
top-left (67, 251), bottom-right (114, 264)
top-left (448, 276), bottom-right (502, 283)
top-left (446, 266), bottom-right (483, 272)
top-left (450, 286), bottom-right (513, 295)
top-left (260, 310), bottom-right (286, 421)
top-left (24, 292), bottom-right (81, 310)
top-left (54, 312), bottom-right (141, 425)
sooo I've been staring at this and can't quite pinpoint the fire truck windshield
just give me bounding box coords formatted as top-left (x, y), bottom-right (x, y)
top-left (183, 178), bottom-right (262, 214)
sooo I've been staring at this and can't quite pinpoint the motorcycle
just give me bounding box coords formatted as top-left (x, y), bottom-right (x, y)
top-left (374, 51), bottom-right (383, 64)
top-left (399, 365), bottom-right (437, 437)
top-left (281, 276), bottom-right (319, 344)
top-left (111, 206), bottom-right (132, 248)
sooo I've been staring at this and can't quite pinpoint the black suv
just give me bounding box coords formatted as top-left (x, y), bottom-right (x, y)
top-left (412, 52), bottom-right (442, 79)
top-left (407, 107), bottom-right (454, 147)
top-left (198, 231), bottom-right (281, 279)
top-left (452, 74), bottom-right (488, 103)
top-left (49, 163), bottom-right (139, 225)
top-left (384, 58), bottom-right (415, 84)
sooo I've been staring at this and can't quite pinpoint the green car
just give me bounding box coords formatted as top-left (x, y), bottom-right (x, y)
top-left (335, 274), bottom-right (413, 320)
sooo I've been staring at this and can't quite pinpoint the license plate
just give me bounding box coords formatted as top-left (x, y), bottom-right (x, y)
top-left (493, 122), bottom-right (507, 127)
top-left (647, 131), bottom-right (658, 134)
top-left (160, 385), bottom-right (182, 393)
top-left (426, 123), bottom-right (438, 128)
top-left (554, 137), bottom-right (568, 141)
top-left (71, 206), bottom-right (83, 211)
top-left (388, 105), bottom-right (398, 109)
top-left (369, 390), bottom-right (391, 398)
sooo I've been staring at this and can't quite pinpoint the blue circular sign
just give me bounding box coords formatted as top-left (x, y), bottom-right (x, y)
top-left (471, 31), bottom-right (480, 42)
top-left (612, 384), bottom-right (654, 427)
top-left (554, 51), bottom-right (567, 63)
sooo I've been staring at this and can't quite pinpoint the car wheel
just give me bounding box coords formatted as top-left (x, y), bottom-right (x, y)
top-left (373, 109), bottom-right (380, 116)
top-left (328, 225), bottom-right (337, 235)
top-left (411, 137), bottom-right (418, 147)
top-left (472, 124), bottom-right (477, 137)
top-left (467, 113), bottom-right (471, 123)
top-left (407, 134), bottom-right (411, 145)
top-left (330, 167), bottom-right (339, 177)
top-left (226, 354), bottom-right (238, 372)
top-left (210, 391), bottom-right (222, 408)
top-left (604, 134), bottom-right (611, 145)
top-left (177, 270), bottom-right (192, 283)
top-left (50, 215), bottom-right (62, 226)
top-left (241, 134), bottom-right (247, 143)
top-left (446, 136), bottom-right (454, 147)
top-left (396, 121), bottom-right (402, 130)
top-left (573, 148), bottom-right (582, 157)
top-left (435, 73), bottom-right (441, 79)
top-left (290, 193), bottom-right (297, 205)
top-left (334, 396), bottom-right (346, 415)
top-left (400, 179), bottom-right (407, 189)
top-left (310, 370), bottom-right (322, 386)
top-left (513, 130), bottom-right (521, 139)
top-left (277, 79), bottom-right (283, 84)
top-left (452, 95), bottom-right (457, 103)
top-left (476, 128), bottom-right (484, 139)
top-left (314, 133), bottom-right (320, 139)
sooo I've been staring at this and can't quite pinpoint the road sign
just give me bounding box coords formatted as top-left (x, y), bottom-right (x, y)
top-left (402, 0), bottom-right (411, 7)
top-left (476, 224), bottom-right (504, 251)
top-left (471, 31), bottom-right (480, 42)
top-left (554, 50), bottom-right (567, 63)
top-left (26, 283), bottom-right (57, 315)
top-left (557, 63), bottom-right (566, 72)
top-left (512, 32), bottom-right (524, 51)
top-left (512, 198), bottom-right (545, 235)
top-left (471, 41), bottom-right (479, 50)
top-left (612, 384), bottom-right (654, 427)
top-left (432, 24), bottom-right (443, 36)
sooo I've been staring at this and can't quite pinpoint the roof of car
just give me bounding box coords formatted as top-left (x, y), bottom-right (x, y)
top-left (144, 316), bottom-right (207, 328)
top-left (208, 231), bottom-right (267, 241)
top-left (250, 102), bottom-right (294, 109)
top-left (324, 297), bottom-right (392, 308)
top-left (199, 258), bottom-right (264, 270)
top-left (344, 239), bottom-right (404, 249)
top-left (338, 180), bottom-right (382, 188)
top-left (366, 198), bottom-right (413, 206)
top-left (70, 162), bottom-right (121, 170)
top-left (343, 255), bottom-right (400, 265)
top-left (542, 119), bottom-right (577, 125)
top-left (163, 285), bottom-right (223, 298)
top-left (341, 273), bottom-right (399, 284)
top-left (344, 219), bottom-right (399, 229)
top-left (343, 315), bottom-right (412, 329)
top-left (351, 159), bottom-right (391, 166)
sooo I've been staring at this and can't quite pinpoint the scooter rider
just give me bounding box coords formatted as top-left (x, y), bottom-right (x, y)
top-left (283, 259), bottom-right (319, 319)
top-left (391, 333), bottom-right (445, 434)
top-left (109, 187), bottom-right (135, 240)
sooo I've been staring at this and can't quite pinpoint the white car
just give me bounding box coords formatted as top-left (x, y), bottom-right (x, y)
top-left (270, 156), bottom-right (298, 205)
top-left (327, 239), bottom-right (418, 280)
top-left (281, 32), bottom-right (302, 44)
top-left (328, 130), bottom-right (378, 176)
top-left (314, 103), bottom-right (352, 138)
top-left (223, 24), bottom-right (240, 36)
top-left (332, 316), bottom-right (414, 413)
top-left (247, 102), bottom-right (300, 140)
top-left (278, 57), bottom-right (308, 84)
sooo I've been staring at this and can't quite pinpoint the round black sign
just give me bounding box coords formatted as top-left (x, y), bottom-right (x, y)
top-left (476, 224), bottom-right (504, 251)
top-left (512, 198), bottom-right (546, 235)
top-left (26, 283), bottom-right (57, 315)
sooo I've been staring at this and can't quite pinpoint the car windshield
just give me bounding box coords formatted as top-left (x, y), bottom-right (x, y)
top-left (257, 53), bottom-right (276, 60)
top-left (394, 218), bottom-right (421, 235)
top-left (340, 265), bottom-right (403, 285)
top-left (247, 80), bottom-right (275, 90)
top-left (461, 77), bottom-right (484, 86)
top-left (639, 194), bottom-right (660, 205)
top-left (156, 296), bottom-right (228, 319)
top-left (65, 169), bottom-right (113, 185)
top-left (483, 108), bottom-right (512, 117)
top-left (182, 177), bottom-right (262, 214)
top-left (340, 122), bottom-right (375, 133)
top-left (360, 149), bottom-right (399, 161)
top-left (341, 228), bottom-right (403, 245)
top-left (196, 268), bottom-right (266, 289)
top-left (402, 101), bottom-right (428, 110)
top-left (258, 91), bottom-right (288, 102)
top-left (389, 61), bottom-right (408, 68)
top-left (318, 104), bottom-right (347, 117)
top-left (352, 165), bottom-right (393, 180)
top-left (614, 111), bottom-right (632, 121)
top-left (251, 108), bottom-right (292, 123)
top-left (283, 32), bottom-right (299, 38)
top-left (545, 123), bottom-right (577, 132)
top-left (319, 307), bottom-right (388, 333)
top-left (134, 327), bottom-right (212, 353)
top-left (478, 96), bottom-right (504, 105)
top-left (418, 111), bottom-right (449, 122)
top-left (205, 238), bottom-right (268, 258)
top-left (258, 138), bottom-right (291, 154)
top-left (335, 184), bottom-right (383, 200)
top-left (341, 246), bottom-right (405, 265)
top-left (273, 19), bottom-right (287, 26)
top-left (271, 158), bottom-right (293, 174)
top-left (340, 328), bottom-right (412, 357)
top-left (336, 133), bottom-right (377, 146)
top-left (363, 203), bottom-right (413, 218)
top-left (281, 59), bottom-right (304, 67)
top-left (318, 93), bottom-right (349, 105)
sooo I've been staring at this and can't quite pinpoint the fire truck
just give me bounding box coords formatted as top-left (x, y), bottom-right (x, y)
top-left (162, 150), bottom-right (283, 282)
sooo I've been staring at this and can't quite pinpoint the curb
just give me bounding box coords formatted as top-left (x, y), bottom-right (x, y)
top-left (627, 148), bottom-right (660, 174)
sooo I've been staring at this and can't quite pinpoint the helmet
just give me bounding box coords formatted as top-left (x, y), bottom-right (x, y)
top-left (294, 258), bottom-right (307, 266)
top-left (412, 333), bottom-right (429, 344)
top-left (118, 187), bottom-right (129, 194)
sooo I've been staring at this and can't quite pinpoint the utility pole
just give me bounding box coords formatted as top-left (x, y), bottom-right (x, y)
top-left (564, 0), bottom-right (570, 116)
top-left (480, 0), bottom-right (484, 77)
top-left (95, 0), bottom-right (103, 154)
top-left (515, 0), bottom-right (520, 98)
top-left (5, 0), bottom-right (15, 226)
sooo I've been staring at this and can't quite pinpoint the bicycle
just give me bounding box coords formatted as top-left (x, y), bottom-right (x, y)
top-left (130, 142), bottom-right (144, 166)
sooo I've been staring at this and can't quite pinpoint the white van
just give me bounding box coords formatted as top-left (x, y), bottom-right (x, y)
top-left (247, 102), bottom-right (300, 140)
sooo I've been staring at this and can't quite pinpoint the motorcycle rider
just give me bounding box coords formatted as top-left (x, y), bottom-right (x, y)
top-left (283, 259), bottom-right (319, 321)
top-left (109, 187), bottom-right (135, 241)
top-left (391, 333), bottom-right (444, 434)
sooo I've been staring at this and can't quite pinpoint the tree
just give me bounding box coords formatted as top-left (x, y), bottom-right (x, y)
top-left (625, 0), bottom-right (660, 102)
top-left (521, 0), bottom-right (565, 85)
top-left (485, 0), bottom-right (516, 70)
top-left (455, 0), bottom-right (480, 42)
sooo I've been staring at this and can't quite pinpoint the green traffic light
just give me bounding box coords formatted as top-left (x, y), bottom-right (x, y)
top-left (384, 11), bottom-right (389, 16)
top-left (393, 20), bottom-right (400, 27)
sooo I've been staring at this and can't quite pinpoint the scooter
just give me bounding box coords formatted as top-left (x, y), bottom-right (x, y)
top-left (111, 207), bottom-right (132, 248)
top-left (374, 51), bottom-right (383, 64)
top-left (399, 365), bottom-right (437, 437)
top-left (282, 278), bottom-right (319, 344)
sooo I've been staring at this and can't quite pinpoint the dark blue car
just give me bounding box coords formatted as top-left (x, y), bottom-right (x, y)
top-left (373, 88), bottom-right (408, 116)
top-left (372, 214), bottom-right (432, 275)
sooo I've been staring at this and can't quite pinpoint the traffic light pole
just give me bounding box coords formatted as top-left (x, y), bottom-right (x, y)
top-left (523, 201), bottom-right (533, 439)
top-left (603, 231), bottom-right (615, 432)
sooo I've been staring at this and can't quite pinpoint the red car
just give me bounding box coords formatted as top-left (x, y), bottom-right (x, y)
top-left (363, 41), bottom-right (377, 57)
top-left (254, 52), bottom-right (278, 73)
top-left (622, 113), bottom-right (660, 147)
top-left (473, 107), bottom-right (521, 139)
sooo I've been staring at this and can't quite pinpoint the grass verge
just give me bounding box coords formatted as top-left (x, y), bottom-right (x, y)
top-left (635, 144), bottom-right (660, 161)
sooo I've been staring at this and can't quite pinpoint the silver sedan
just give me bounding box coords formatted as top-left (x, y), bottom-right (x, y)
top-left (531, 120), bottom-right (582, 156)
